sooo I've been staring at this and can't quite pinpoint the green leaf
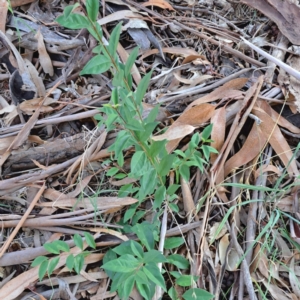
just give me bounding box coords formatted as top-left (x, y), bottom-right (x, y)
top-left (202, 124), bottom-right (213, 141)
top-left (103, 249), bottom-right (117, 278)
top-left (132, 222), bottom-right (156, 251)
top-left (102, 254), bottom-right (140, 273)
top-left (38, 260), bottom-right (48, 281)
top-left (135, 270), bottom-right (149, 285)
top-left (125, 47), bottom-right (139, 77)
top-left (31, 256), bottom-right (47, 267)
top-left (87, 22), bottom-right (103, 41)
top-left (132, 210), bottom-right (146, 225)
top-left (169, 203), bottom-right (179, 213)
top-left (168, 286), bottom-right (178, 300)
top-left (131, 151), bottom-right (150, 177)
top-left (135, 70), bottom-right (153, 104)
top-left (80, 54), bottom-right (111, 75)
top-left (154, 185), bottom-right (166, 210)
top-left (191, 132), bottom-right (200, 146)
top-left (164, 237), bottom-right (185, 250)
top-left (113, 240), bottom-right (133, 256)
top-left (123, 203), bottom-right (137, 222)
top-left (126, 118), bottom-right (144, 131)
top-left (167, 184), bottom-right (180, 196)
top-left (51, 240), bottom-right (70, 252)
top-left (74, 254), bottom-right (85, 274)
top-left (174, 149), bottom-right (186, 158)
top-left (110, 88), bottom-right (119, 106)
top-left (157, 154), bottom-right (175, 176)
top-left (149, 140), bottom-right (168, 158)
top-left (176, 275), bottom-right (199, 287)
top-left (106, 167), bottom-right (119, 177)
top-left (130, 240), bottom-right (144, 259)
top-left (137, 282), bottom-right (153, 300)
top-left (143, 250), bottom-right (167, 264)
top-left (56, 12), bottom-right (90, 30)
top-left (86, 0), bottom-right (99, 22)
top-left (143, 263), bottom-right (166, 291)
top-left (182, 288), bottom-right (214, 300)
top-left (66, 254), bottom-right (74, 271)
top-left (44, 242), bottom-right (60, 255)
top-left (84, 232), bottom-right (96, 249)
top-left (169, 271), bottom-right (182, 278)
top-left (108, 23), bottom-right (122, 55)
top-left (73, 234), bottom-right (83, 250)
top-left (48, 257), bottom-right (60, 276)
top-left (123, 274), bottom-right (136, 299)
top-left (179, 164), bottom-right (190, 182)
top-left (167, 254), bottom-right (189, 269)
top-left (138, 168), bottom-right (156, 200)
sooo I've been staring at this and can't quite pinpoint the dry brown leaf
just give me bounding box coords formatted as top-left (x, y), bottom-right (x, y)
top-left (165, 103), bottom-right (215, 152)
top-left (252, 107), bottom-right (299, 176)
top-left (97, 10), bottom-right (142, 26)
top-left (180, 176), bottom-right (195, 220)
top-left (209, 222), bottom-right (227, 243)
top-left (224, 123), bottom-right (267, 177)
top-left (19, 97), bottom-right (55, 115)
top-left (181, 54), bottom-right (210, 65)
top-left (142, 0), bottom-right (174, 10)
top-left (35, 29), bottom-right (54, 76)
top-left (187, 78), bottom-right (248, 109)
top-left (140, 47), bottom-right (198, 61)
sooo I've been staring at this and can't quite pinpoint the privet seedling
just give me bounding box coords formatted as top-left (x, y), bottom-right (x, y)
top-left (31, 1), bottom-right (217, 299)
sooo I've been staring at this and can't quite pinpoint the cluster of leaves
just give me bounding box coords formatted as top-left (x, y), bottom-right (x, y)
top-left (32, 233), bottom-right (96, 280)
top-left (31, 0), bottom-right (217, 299)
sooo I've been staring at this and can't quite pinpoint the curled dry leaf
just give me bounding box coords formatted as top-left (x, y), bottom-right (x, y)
top-left (19, 97), bottom-right (56, 115)
top-left (209, 222), bottom-right (227, 243)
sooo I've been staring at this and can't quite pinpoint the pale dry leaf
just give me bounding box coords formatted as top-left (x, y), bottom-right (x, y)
top-left (209, 222), bottom-right (227, 243)
top-left (180, 176), bottom-right (195, 220)
top-left (142, 0), bottom-right (174, 10)
top-left (97, 10), bottom-right (142, 26)
top-left (0, 0), bottom-right (8, 33)
top-left (152, 124), bottom-right (196, 141)
top-left (210, 107), bottom-right (226, 164)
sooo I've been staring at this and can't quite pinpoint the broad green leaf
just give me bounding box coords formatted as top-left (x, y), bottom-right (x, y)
top-left (106, 167), bottom-right (119, 177)
top-left (149, 140), bottom-right (168, 158)
top-left (194, 154), bottom-right (205, 172)
top-left (182, 288), bottom-right (214, 300)
top-left (144, 104), bottom-right (159, 124)
top-left (87, 22), bottom-right (103, 41)
top-left (123, 203), bottom-right (137, 222)
top-left (157, 154), bottom-right (175, 176)
top-left (130, 240), bottom-right (144, 259)
top-left (56, 12), bottom-right (90, 30)
top-left (143, 263), bottom-right (166, 291)
top-left (103, 249), bottom-right (117, 278)
top-left (74, 254), bottom-right (84, 274)
top-left (48, 257), bottom-right (60, 276)
top-left (125, 47), bottom-right (139, 77)
top-left (202, 124), bottom-right (213, 141)
top-left (164, 237), bottom-right (185, 250)
top-left (113, 240), bottom-right (133, 256)
top-left (31, 256), bottom-right (47, 267)
top-left (51, 240), bottom-right (70, 252)
top-left (168, 286), bottom-right (178, 300)
top-left (138, 168), bottom-right (156, 200)
top-left (108, 23), bottom-right (122, 55)
top-left (44, 242), bottom-right (60, 254)
top-left (169, 271), bottom-right (182, 278)
top-left (66, 254), bottom-right (74, 271)
top-left (73, 234), bottom-right (83, 250)
top-left (110, 271), bottom-right (126, 292)
top-left (80, 54), bottom-right (111, 75)
top-left (126, 118), bottom-right (144, 131)
top-left (38, 260), bottom-right (48, 281)
top-left (179, 164), bottom-right (190, 182)
top-left (110, 88), bottom-right (119, 106)
top-left (131, 151), bottom-right (150, 177)
top-left (191, 132), bottom-right (200, 146)
top-left (132, 210), bottom-right (146, 225)
top-left (169, 203), bottom-right (179, 213)
top-left (86, 0), bottom-right (99, 22)
top-left (123, 274), bottom-right (135, 299)
top-left (176, 275), bottom-right (199, 287)
top-left (137, 282), bottom-right (153, 300)
top-left (135, 70), bottom-right (153, 104)
top-left (154, 185), bottom-right (166, 210)
top-left (84, 232), bottom-right (96, 249)
top-left (135, 270), bottom-right (149, 285)
top-left (167, 254), bottom-right (189, 269)
top-left (174, 149), bottom-right (186, 158)
top-left (132, 222), bottom-right (156, 251)
top-left (167, 184), bottom-right (180, 195)
top-left (143, 250), bottom-right (167, 264)
top-left (102, 254), bottom-right (140, 273)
